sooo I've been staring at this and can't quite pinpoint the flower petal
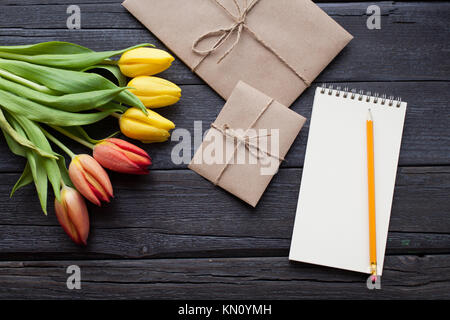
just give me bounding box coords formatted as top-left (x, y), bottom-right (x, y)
top-left (94, 142), bottom-right (145, 174)
top-left (69, 158), bottom-right (101, 206)
top-left (64, 187), bottom-right (89, 245)
top-left (106, 138), bottom-right (150, 160)
top-left (78, 154), bottom-right (113, 198)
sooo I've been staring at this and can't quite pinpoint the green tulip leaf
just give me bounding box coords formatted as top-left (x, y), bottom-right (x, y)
top-left (45, 157), bottom-right (62, 202)
top-left (0, 58), bottom-right (147, 113)
top-left (0, 43), bottom-right (152, 70)
top-left (13, 115), bottom-right (61, 202)
top-left (0, 108), bottom-right (57, 159)
top-left (1, 128), bottom-right (26, 158)
top-left (8, 117), bottom-right (49, 215)
top-left (27, 150), bottom-right (49, 215)
top-left (0, 41), bottom-right (93, 55)
top-left (83, 64), bottom-right (128, 87)
top-left (99, 102), bottom-right (127, 114)
top-left (0, 89), bottom-right (123, 126)
top-left (0, 67), bottom-right (57, 95)
top-left (0, 77), bottom-right (128, 112)
top-left (10, 162), bottom-right (34, 198)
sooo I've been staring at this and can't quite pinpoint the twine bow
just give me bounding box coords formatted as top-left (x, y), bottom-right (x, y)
top-left (210, 99), bottom-right (284, 185)
top-left (192, 0), bottom-right (311, 87)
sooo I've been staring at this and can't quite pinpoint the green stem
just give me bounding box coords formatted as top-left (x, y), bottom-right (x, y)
top-left (111, 112), bottom-right (122, 120)
top-left (41, 127), bottom-right (76, 159)
top-left (0, 68), bottom-right (56, 95)
top-left (49, 125), bottom-right (95, 150)
top-left (100, 59), bottom-right (118, 65)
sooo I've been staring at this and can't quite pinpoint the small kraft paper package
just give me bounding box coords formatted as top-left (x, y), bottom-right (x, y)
top-left (188, 81), bottom-right (306, 207)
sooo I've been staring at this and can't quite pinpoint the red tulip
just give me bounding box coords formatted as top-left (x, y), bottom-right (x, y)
top-left (54, 186), bottom-right (90, 245)
top-left (93, 138), bottom-right (152, 175)
top-left (69, 154), bottom-right (113, 206)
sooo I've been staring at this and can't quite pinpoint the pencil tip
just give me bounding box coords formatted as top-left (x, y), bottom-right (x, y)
top-left (367, 109), bottom-right (373, 121)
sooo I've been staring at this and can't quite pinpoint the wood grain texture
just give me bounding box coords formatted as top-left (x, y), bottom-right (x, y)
top-left (0, 0), bottom-right (449, 299)
top-left (0, 81), bottom-right (448, 173)
top-left (0, 167), bottom-right (448, 260)
top-left (0, 2), bottom-right (449, 83)
top-left (2, 0), bottom-right (430, 4)
top-left (0, 255), bottom-right (449, 299)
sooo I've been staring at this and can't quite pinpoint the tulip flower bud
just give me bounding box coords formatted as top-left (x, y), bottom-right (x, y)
top-left (119, 107), bottom-right (175, 143)
top-left (118, 47), bottom-right (175, 78)
top-left (54, 186), bottom-right (89, 245)
top-left (128, 76), bottom-right (181, 108)
top-left (69, 154), bottom-right (113, 206)
top-left (94, 138), bottom-right (152, 175)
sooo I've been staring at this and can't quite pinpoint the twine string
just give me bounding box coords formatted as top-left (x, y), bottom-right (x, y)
top-left (210, 99), bottom-right (284, 185)
top-left (191, 0), bottom-right (311, 86)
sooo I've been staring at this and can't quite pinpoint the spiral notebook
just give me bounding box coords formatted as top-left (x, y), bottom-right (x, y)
top-left (289, 85), bottom-right (407, 275)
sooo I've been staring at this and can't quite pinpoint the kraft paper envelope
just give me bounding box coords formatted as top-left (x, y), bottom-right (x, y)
top-left (189, 81), bottom-right (306, 207)
top-left (123, 0), bottom-right (353, 107)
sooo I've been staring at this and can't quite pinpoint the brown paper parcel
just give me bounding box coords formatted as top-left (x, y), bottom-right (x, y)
top-left (188, 81), bottom-right (306, 207)
top-left (122, 0), bottom-right (353, 107)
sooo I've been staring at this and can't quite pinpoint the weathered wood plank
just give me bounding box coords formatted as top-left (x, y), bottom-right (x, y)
top-left (1, 0), bottom-right (427, 4)
top-left (0, 167), bottom-right (448, 259)
top-left (6, 1), bottom-right (413, 30)
top-left (0, 81), bottom-right (448, 172)
top-left (0, 255), bottom-right (449, 299)
top-left (0, 226), bottom-right (447, 260)
top-left (0, 0), bottom-right (447, 300)
top-left (0, 2), bottom-right (448, 83)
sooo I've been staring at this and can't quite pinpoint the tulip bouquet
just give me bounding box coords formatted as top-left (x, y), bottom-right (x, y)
top-left (0, 41), bottom-right (181, 244)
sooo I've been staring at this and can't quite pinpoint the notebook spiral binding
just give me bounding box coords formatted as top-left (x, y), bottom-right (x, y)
top-left (319, 84), bottom-right (402, 108)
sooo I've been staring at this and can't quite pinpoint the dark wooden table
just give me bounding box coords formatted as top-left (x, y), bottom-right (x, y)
top-left (0, 0), bottom-right (448, 300)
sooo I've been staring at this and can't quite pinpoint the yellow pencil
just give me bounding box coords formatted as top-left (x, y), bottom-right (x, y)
top-left (367, 109), bottom-right (377, 279)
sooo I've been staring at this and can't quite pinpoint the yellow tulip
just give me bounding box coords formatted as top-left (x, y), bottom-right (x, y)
top-left (128, 76), bottom-right (181, 108)
top-left (118, 47), bottom-right (175, 77)
top-left (119, 107), bottom-right (175, 143)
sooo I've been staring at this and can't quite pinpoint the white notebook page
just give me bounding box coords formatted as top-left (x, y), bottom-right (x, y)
top-left (289, 87), bottom-right (407, 275)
